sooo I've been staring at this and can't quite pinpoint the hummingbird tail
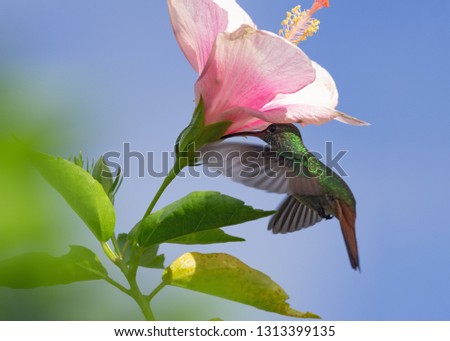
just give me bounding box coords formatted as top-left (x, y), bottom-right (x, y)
top-left (334, 199), bottom-right (360, 271)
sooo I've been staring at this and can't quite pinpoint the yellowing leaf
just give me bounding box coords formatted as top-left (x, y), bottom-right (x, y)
top-left (163, 252), bottom-right (319, 319)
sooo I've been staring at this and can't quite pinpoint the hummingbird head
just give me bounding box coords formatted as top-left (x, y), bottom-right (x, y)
top-left (222, 124), bottom-right (303, 149)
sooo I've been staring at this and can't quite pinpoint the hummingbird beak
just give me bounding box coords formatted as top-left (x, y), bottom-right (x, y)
top-left (221, 130), bottom-right (264, 140)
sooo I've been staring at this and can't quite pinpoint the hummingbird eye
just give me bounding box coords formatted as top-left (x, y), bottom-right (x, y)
top-left (268, 125), bottom-right (277, 133)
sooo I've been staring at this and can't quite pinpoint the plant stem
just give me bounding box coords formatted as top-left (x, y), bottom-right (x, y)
top-left (129, 159), bottom-right (186, 276)
top-left (102, 275), bottom-right (130, 296)
top-left (126, 159), bottom-right (186, 320)
top-left (111, 235), bottom-right (122, 255)
top-left (104, 159), bottom-right (187, 321)
top-left (111, 258), bottom-right (156, 321)
top-left (101, 241), bottom-right (119, 263)
top-left (143, 159), bottom-right (183, 219)
top-left (127, 273), bottom-right (156, 321)
top-left (146, 282), bottom-right (166, 303)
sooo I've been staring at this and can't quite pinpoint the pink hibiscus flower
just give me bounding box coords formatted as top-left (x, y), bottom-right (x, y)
top-left (168, 0), bottom-right (367, 134)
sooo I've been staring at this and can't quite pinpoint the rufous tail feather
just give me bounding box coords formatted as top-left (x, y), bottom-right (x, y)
top-left (334, 199), bottom-right (360, 270)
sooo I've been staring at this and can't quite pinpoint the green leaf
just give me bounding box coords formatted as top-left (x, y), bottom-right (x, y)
top-left (137, 191), bottom-right (274, 247)
top-left (168, 229), bottom-right (245, 245)
top-left (175, 97), bottom-right (231, 165)
top-left (163, 252), bottom-right (319, 319)
top-left (117, 233), bottom-right (129, 252)
top-left (116, 233), bottom-right (135, 264)
top-left (117, 233), bottom-right (165, 269)
top-left (139, 246), bottom-right (165, 269)
top-left (70, 151), bottom-right (85, 168)
top-left (30, 151), bottom-right (116, 241)
top-left (92, 156), bottom-right (114, 199)
top-left (0, 246), bottom-right (108, 288)
top-left (176, 97), bottom-right (206, 153)
top-left (91, 156), bottom-right (123, 203)
top-left (192, 121), bottom-right (231, 151)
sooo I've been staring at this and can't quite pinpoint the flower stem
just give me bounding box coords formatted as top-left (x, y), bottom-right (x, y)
top-left (130, 158), bottom-right (186, 273)
top-left (143, 159), bottom-right (184, 219)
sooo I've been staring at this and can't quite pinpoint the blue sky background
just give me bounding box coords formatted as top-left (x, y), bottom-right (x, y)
top-left (1, 0), bottom-right (450, 320)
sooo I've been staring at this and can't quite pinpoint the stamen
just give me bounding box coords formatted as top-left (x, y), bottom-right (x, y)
top-left (311, 0), bottom-right (330, 13)
top-left (279, 0), bottom-right (329, 45)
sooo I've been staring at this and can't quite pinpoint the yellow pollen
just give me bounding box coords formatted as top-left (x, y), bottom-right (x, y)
top-left (279, 3), bottom-right (325, 45)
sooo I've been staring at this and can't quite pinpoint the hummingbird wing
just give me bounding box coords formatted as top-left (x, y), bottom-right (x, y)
top-left (334, 199), bottom-right (360, 270)
top-left (268, 195), bottom-right (322, 234)
top-left (200, 142), bottom-right (322, 195)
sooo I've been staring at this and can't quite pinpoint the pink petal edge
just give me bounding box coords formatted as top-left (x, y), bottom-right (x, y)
top-left (195, 25), bottom-right (316, 127)
top-left (260, 61), bottom-right (369, 126)
top-left (167, 0), bottom-right (254, 73)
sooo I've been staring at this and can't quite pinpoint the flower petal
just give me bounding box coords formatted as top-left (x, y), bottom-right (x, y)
top-left (195, 25), bottom-right (316, 127)
top-left (264, 61), bottom-right (338, 111)
top-left (255, 103), bottom-right (369, 126)
top-left (333, 112), bottom-right (371, 126)
top-left (216, 107), bottom-right (270, 134)
top-left (168, 0), bottom-right (254, 73)
top-left (214, 0), bottom-right (255, 32)
top-left (260, 61), bottom-right (369, 126)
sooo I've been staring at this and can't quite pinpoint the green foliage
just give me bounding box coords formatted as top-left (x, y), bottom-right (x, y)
top-left (193, 121), bottom-right (232, 152)
top-left (70, 151), bottom-right (87, 169)
top-left (11, 140), bottom-right (315, 320)
top-left (176, 96), bottom-right (206, 154)
top-left (92, 156), bottom-right (114, 197)
top-left (91, 156), bottom-right (123, 203)
top-left (175, 97), bottom-right (231, 165)
top-left (0, 246), bottom-right (107, 288)
top-left (117, 233), bottom-right (165, 269)
top-left (137, 191), bottom-right (274, 247)
top-left (139, 246), bottom-right (166, 269)
top-left (30, 151), bottom-right (116, 241)
top-left (168, 229), bottom-right (245, 245)
top-left (163, 252), bottom-right (320, 319)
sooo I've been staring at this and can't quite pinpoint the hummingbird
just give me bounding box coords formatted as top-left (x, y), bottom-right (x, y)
top-left (201, 123), bottom-right (360, 270)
